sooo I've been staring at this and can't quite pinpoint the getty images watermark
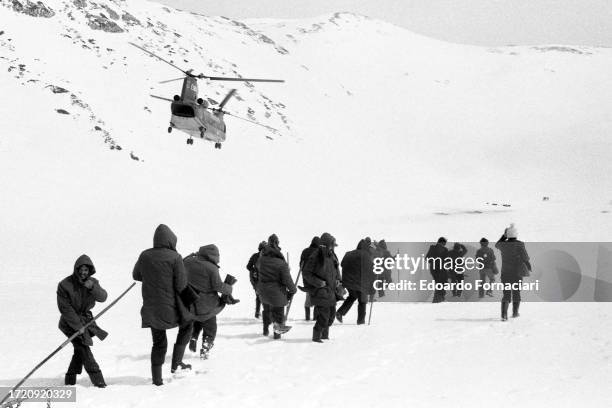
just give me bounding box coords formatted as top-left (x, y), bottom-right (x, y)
top-left (368, 242), bottom-right (612, 302)
top-left (373, 253), bottom-right (539, 293)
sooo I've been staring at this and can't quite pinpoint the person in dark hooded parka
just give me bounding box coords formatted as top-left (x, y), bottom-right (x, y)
top-left (300, 236), bottom-right (320, 321)
top-left (132, 224), bottom-right (191, 386)
top-left (246, 241), bottom-right (267, 319)
top-left (184, 244), bottom-right (234, 358)
top-left (303, 232), bottom-right (341, 342)
top-left (376, 240), bottom-right (394, 297)
top-left (336, 239), bottom-right (374, 324)
top-left (57, 254), bottom-right (108, 387)
top-left (476, 238), bottom-right (497, 297)
top-left (426, 237), bottom-right (450, 303)
top-left (256, 234), bottom-right (296, 339)
top-left (447, 242), bottom-right (468, 297)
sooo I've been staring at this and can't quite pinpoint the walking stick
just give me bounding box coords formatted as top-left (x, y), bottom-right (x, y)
top-left (367, 293), bottom-right (375, 325)
top-left (0, 282), bottom-right (137, 408)
top-left (284, 252), bottom-right (301, 322)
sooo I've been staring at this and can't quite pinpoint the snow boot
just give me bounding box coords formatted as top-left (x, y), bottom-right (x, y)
top-left (312, 329), bottom-right (323, 343)
top-left (170, 344), bottom-right (191, 373)
top-left (224, 274), bottom-right (238, 286)
top-left (200, 337), bottom-right (214, 359)
top-left (512, 301), bottom-right (520, 318)
top-left (501, 301), bottom-right (509, 321)
top-left (171, 362), bottom-right (192, 374)
top-left (305, 307), bottom-right (311, 321)
top-left (335, 311), bottom-right (343, 323)
top-left (321, 327), bottom-right (329, 340)
top-left (64, 374), bottom-right (77, 386)
top-left (151, 365), bottom-right (163, 386)
top-left (263, 325), bottom-right (269, 336)
top-left (188, 337), bottom-right (197, 353)
top-left (273, 322), bottom-right (291, 334)
top-left (87, 371), bottom-right (106, 388)
top-left (273, 332), bottom-right (281, 340)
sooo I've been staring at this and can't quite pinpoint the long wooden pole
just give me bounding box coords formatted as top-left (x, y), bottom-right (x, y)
top-left (0, 282), bottom-right (137, 408)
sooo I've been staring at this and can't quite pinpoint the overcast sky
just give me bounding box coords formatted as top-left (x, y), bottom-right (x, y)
top-left (155, 0), bottom-right (611, 46)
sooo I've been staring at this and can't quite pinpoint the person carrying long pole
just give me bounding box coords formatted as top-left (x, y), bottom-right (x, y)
top-left (0, 273), bottom-right (136, 408)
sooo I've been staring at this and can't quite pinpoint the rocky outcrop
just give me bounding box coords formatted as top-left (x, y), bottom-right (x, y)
top-left (121, 11), bottom-right (141, 26)
top-left (86, 13), bottom-right (124, 33)
top-left (11, 0), bottom-right (55, 18)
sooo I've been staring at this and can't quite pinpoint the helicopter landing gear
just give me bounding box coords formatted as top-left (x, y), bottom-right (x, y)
top-left (167, 127), bottom-right (172, 133)
top-left (186, 138), bottom-right (194, 145)
top-left (214, 143), bottom-right (222, 149)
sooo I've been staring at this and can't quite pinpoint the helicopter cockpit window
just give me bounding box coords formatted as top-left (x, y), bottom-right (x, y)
top-left (172, 104), bottom-right (195, 118)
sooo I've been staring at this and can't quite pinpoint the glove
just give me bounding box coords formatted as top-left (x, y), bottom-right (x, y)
top-left (77, 326), bottom-right (87, 335)
top-left (287, 291), bottom-right (295, 301)
top-left (317, 280), bottom-right (326, 288)
top-left (83, 279), bottom-right (94, 289)
top-left (224, 274), bottom-right (238, 286)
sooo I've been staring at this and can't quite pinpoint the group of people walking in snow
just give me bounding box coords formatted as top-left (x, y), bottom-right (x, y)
top-left (55, 223), bottom-right (530, 387)
top-left (426, 223), bottom-right (532, 320)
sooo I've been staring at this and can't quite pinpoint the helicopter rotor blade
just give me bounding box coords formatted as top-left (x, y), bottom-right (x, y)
top-left (129, 42), bottom-right (189, 76)
top-left (223, 110), bottom-right (278, 132)
top-left (150, 94), bottom-right (174, 102)
top-left (204, 76), bottom-right (284, 83)
top-left (159, 77), bottom-right (186, 84)
top-left (218, 89), bottom-right (236, 110)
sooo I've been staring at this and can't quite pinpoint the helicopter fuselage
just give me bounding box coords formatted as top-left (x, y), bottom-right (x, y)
top-left (131, 42), bottom-right (282, 147)
top-left (169, 100), bottom-right (226, 143)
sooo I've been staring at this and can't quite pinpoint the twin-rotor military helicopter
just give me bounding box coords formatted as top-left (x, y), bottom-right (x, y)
top-left (130, 43), bottom-right (284, 149)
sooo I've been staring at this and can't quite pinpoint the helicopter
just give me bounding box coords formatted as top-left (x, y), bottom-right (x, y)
top-left (130, 43), bottom-right (284, 148)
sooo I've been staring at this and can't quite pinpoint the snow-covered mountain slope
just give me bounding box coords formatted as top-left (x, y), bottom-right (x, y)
top-left (1, 1), bottom-right (612, 406)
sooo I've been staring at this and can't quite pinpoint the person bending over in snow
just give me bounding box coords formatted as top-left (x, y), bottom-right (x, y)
top-left (184, 244), bottom-right (237, 359)
top-left (57, 255), bottom-right (108, 388)
top-left (256, 234), bottom-right (296, 339)
top-left (132, 224), bottom-right (193, 385)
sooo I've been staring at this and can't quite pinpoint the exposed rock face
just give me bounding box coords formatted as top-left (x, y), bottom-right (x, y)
top-left (72, 0), bottom-right (86, 9)
top-left (101, 4), bottom-right (118, 20)
top-left (86, 13), bottom-right (124, 33)
top-left (121, 11), bottom-right (141, 26)
top-left (11, 0), bottom-right (55, 18)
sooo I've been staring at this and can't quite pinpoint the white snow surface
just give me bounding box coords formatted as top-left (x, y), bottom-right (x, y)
top-left (1, 0), bottom-right (612, 406)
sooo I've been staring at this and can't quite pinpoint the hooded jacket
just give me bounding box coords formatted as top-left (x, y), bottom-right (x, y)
top-left (256, 245), bottom-right (296, 307)
top-left (475, 244), bottom-right (497, 270)
top-left (495, 235), bottom-right (531, 282)
top-left (426, 243), bottom-right (449, 275)
top-left (340, 240), bottom-right (374, 298)
top-left (447, 243), bottom-right (468, 275)
top-left (184, 244), bottom-right (232, 322)
top-left (246, 242), bottom-right (266, 289)
top-left (300, 237), bottom-right (321, 270)
top-left (57, 255), bottom-right (108, 346)
top-left (302, 245), bottom-right (341, 307)
top-left (133, 224), bottom-right (187, 330)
